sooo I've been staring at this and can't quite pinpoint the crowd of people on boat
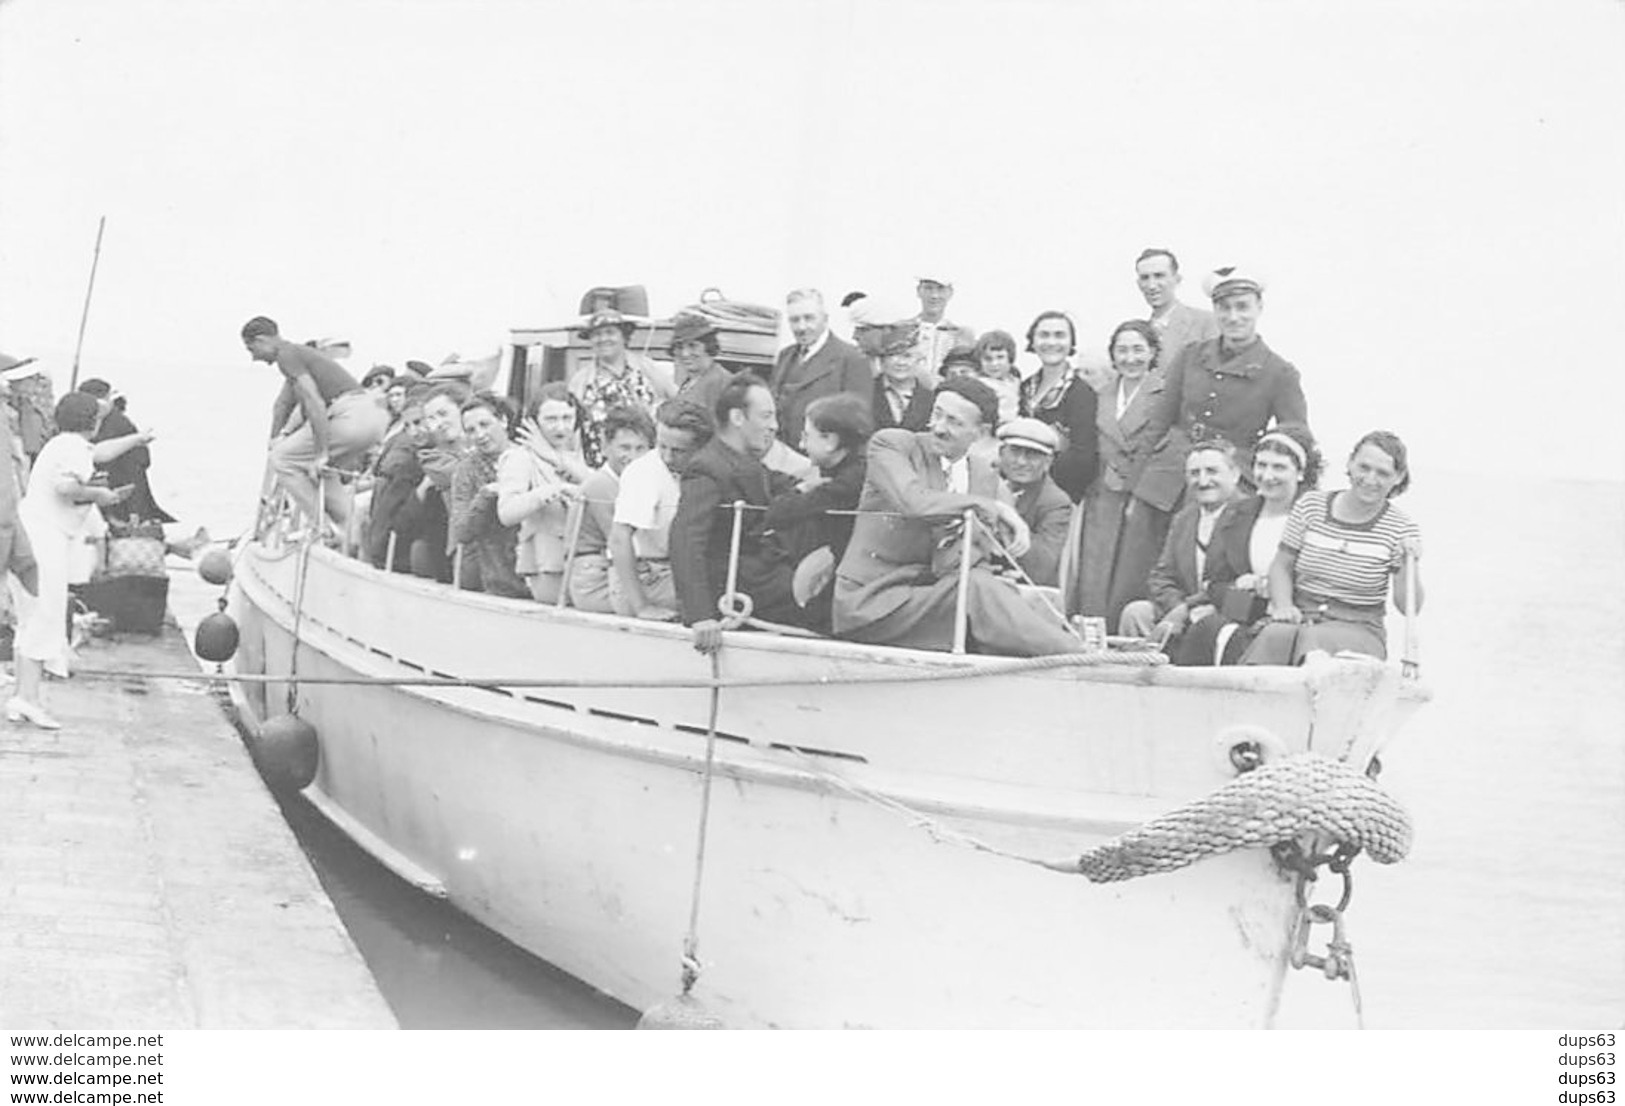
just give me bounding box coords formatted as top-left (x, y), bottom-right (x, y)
top-left (239, 249), bottom-right (1423, 665)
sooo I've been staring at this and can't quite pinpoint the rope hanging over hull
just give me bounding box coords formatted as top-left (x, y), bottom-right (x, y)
top-left (1058, 754), bottom-right (1413, 883)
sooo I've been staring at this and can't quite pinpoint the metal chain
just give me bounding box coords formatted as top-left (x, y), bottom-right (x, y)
top-left (1275, 837), bottom-right (1367, 1027)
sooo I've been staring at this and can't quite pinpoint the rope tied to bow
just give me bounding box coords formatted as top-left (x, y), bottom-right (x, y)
top-left (1052, 753), bottom-right (1412, 883)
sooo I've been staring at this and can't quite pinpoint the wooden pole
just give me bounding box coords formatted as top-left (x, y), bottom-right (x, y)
top-left (68, 216), bottom-right (107, 392)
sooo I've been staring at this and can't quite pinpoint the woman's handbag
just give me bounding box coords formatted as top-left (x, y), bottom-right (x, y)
top-left (85, 517), bottom-right (169, 634)
top-left (99, 519), bottom-right (168, 580)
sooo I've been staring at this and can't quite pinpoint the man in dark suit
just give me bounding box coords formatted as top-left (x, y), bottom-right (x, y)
top-left (672, 376), bottom-right (802, 653)
top-left (1119, 438), bottom-right (1242, 649)
top-left (769, 289), bottom-right (873, 449)
top-left (864, 323), bottom-right (934, 432)
top-left (994, 418), bottom-right (1071, 588)
top-left (832, 377), bottom-right (1083, 656)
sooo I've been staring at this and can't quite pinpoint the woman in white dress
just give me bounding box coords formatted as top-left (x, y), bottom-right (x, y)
top-left (9, 393), bottom-right (152, 728)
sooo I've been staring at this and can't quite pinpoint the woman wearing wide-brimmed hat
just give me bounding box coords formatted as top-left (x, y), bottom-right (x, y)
top-left (566, 310), bottom-right (676, 468)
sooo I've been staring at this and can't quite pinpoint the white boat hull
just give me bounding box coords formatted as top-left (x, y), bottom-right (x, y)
top-left (225, 540), bottom-right (1426, 1028)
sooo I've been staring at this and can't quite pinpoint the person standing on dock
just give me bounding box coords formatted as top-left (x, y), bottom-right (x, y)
top-left (241, 316), bottom-right (389, 540)
top-left (8, 394), bottom-right (151, 729)
top-left (0, 368), bottom-right (40, 665)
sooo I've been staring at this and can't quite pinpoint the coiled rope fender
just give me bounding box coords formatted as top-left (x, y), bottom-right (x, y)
top-left (1057, 754), bottom-right (1413, 883)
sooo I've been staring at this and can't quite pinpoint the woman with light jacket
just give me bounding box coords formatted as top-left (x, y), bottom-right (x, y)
top-left (1071, 320), bottom-right (1178, 622)
top-left (498, 383), bottom-right (586, 603)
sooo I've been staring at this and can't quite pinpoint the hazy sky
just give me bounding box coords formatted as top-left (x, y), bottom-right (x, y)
top-left (2, 0), bottom-right (1623, 480)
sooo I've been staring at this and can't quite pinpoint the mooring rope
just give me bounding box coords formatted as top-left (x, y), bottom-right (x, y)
top-left (773, 747), bottom-right (1413, 883)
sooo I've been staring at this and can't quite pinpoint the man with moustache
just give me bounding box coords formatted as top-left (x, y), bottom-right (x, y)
top-left (769, 289), bottom-right (873, 449)
top-left (1118, 438), bottom-right (1244, 651)
top-left (833, 377), bottom-right (1084, 656)
top-left (673, 377), bottom-right (803, 653)
top-left (1135, 248), bottom-right (1217, 371)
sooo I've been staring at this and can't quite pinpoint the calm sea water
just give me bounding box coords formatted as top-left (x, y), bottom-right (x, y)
top-left (138, 368), bottom-right (1623, 1029)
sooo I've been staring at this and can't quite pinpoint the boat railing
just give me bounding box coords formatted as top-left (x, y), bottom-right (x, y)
top-left (264, 461), bottom-right (1419, 679)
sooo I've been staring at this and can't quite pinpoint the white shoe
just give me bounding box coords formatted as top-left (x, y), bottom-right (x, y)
top-left (5, 697), bottom-right (61, 730)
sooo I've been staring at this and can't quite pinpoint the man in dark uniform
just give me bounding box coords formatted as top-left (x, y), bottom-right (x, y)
top-left (1143, 267), bottom-right (1308, 492)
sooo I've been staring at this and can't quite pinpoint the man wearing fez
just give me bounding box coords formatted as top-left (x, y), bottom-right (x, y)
top-left (1135, 248), bottom-right (1218, 370)
top-left (241, 316), bottom-right (389, 536)
top-left (995, 417), bottom-right (1071, 589)
top-left (833, 376), bottom-right (1084, 656)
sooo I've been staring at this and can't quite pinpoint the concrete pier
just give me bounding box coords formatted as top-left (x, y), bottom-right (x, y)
top-left (0, 589), bottom-right (396, 1029)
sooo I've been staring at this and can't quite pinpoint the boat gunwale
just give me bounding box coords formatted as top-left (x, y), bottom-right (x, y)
top-left (244, 539), bottom-right (1430, 703)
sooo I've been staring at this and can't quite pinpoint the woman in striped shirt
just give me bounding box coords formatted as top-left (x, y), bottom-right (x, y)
top-left (1243, 430), bottom-right (1423, 664)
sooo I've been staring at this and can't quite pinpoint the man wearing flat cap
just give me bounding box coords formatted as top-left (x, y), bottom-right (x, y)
top-left (995, 417), bottom-right (1071, 589)
top-left (833, 377), bottom-right (1086, 656)
top-left (670, 313), bottom-right (732, 417)
top-left (770, 289), bottom-right (873, 451)
top-left (1143, 266), bottom-right (1308, 492)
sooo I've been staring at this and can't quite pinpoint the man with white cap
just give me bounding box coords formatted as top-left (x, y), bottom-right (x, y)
top-left (1143, 266), bottom-right (1308, 489)
top-left (911, 272), bottom-right (976, 383)
top-left (995, 417), bottom-right (1071, 588)
top-left (1135, 248), bottom-right (1218, 369)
